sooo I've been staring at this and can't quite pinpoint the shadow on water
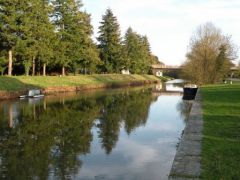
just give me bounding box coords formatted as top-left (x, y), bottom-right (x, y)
top-left (177, 100), bottom-right (193, 124)
top-left (0, 87), bottom-right (158, 179)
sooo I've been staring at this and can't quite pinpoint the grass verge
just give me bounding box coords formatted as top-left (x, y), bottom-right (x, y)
top-left (0, 74), bottom-right (160, 91)
top-left (201, 84), bottom-right (240, 179)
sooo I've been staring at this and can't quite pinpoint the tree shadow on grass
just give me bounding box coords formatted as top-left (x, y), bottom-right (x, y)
top-left (0, 76), bottom-right (41, 91)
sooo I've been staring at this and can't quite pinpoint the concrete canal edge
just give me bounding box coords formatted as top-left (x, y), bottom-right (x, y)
top-left (169, 90), bottom-right (203, 180)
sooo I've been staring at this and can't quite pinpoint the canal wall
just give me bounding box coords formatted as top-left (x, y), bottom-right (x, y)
top-left (169, 90), bottom-right (203, 180)
top-left (0, 80), bottom-right (159, 100)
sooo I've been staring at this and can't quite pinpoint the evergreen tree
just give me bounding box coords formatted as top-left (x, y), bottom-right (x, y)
top-left (28, 0), bottom-right (55, 76)
top-left (0, 50), bottom-right (7, 75)
top-left (97, 9), bottom-right (123, 73)
top-left (76, 42), bottom-right (100, 74)
top-left (123, 27), bottom-right (139, 73)
top-left (139, 35), bottom-right (152, 73)
top-left (69, 11), bottom-right (100, 74)
top-left (0, 0), bottom-right (55, 76)
top-left (0, 0), bottom-right (26, 76)
top-left (123, 27), bottom-right (152, 74)
top-left (52, 0), bottom-right (98, 76)
top-left (16, 0), bottom-right (55, 76)
top-left (52, 0), bottom-right (77, 76)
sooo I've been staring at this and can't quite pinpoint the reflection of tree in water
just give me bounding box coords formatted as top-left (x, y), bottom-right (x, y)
top-left (96, 90), bottom-right (156, 154)
top-left (47, 101), bottom-right (98, 179)
top-left (96, 94), bottom-right (127, 154)
top-left (0, 98), bottom-right (99, 179)
top-left (123, 92), bottom-right (154, 134)
top-left (0, 88), bottom-right (156, 179)
top-left (177, 100), bottom-right (193, 123)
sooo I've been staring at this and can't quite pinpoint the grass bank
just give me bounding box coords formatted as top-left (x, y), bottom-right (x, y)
top-left (201, 84), bottom-right (240, 179)
top-left (0, 74), bottom-right (160, 92)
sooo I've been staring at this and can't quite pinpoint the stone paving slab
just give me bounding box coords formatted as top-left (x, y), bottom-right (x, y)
top-left (170, 156), bottom-right (201, 176)
top-left (169, 91), bottom-right (203, 180)
top-left (177, 140), bottom-right (201, 156)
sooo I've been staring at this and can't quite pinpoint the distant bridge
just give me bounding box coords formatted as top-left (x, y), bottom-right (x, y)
top-left (151, 64), bottom-right (181, 70)
top-left (151, 64), bottom-right (181, 77)
top-left (151, 64), bottom-right (239, 77)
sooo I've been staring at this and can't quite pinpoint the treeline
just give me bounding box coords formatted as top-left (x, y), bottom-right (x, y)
top-left (0, 0), bottom-right (158, 76)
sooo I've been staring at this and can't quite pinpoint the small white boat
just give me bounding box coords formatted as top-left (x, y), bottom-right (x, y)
top-left (19, 89), bottom-right (44, 98)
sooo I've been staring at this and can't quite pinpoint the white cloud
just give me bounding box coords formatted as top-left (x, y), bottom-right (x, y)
top-left (77, 138), bottom-right (175, 179)
top-left (82, 0), bottom-right (240, 65)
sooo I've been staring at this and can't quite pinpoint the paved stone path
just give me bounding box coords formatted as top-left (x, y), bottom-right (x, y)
top-left (169, 91), bottom-right (203, 180)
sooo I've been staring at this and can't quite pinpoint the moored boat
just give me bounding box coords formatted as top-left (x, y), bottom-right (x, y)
top-left (183, 84), bottom-right (198, 100)
top-left (19, 89), bottom-right (44, 99)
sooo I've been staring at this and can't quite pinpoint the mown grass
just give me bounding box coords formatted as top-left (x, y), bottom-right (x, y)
top-left (201, 84), bottom-right (240, 179)
top-left (0, 74), bottom-right (160, 91)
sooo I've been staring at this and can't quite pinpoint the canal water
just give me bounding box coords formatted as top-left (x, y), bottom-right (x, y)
top-left (0, 81), bottom-right (191, 180)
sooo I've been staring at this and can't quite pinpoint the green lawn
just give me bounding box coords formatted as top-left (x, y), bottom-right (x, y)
top-left (201, 84), bottom-right (240, 179)
top-left (0, 74), bottom-right (160, 91)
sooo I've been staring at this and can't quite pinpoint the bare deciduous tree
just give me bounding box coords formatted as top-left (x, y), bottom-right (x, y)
top-left (182, 23), bottom-right (238, 85)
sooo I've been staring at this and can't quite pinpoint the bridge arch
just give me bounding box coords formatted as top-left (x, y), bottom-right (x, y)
top-left (151, 64), bottom-right (181, 78)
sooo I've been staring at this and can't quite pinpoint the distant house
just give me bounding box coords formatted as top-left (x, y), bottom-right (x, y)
top-left (151, 62), bottom-right (180, 77)
top-left (151, 64), bottom-right (165, 77)
top-left (121, 68), bottom-right (130, 75)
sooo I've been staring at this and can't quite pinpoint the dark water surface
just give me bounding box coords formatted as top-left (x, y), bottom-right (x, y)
top-left (0, 82), bottom-right (191, 180)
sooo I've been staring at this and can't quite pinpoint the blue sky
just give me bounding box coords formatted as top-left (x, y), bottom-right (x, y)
top-left (82, 0), bottom-right (240, 65)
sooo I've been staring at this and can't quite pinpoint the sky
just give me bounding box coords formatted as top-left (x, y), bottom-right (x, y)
top-left (82, 0), bottom-right (240, 65)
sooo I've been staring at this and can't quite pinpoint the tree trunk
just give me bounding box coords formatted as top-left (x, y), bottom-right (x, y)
top-left (62, 66), bottom-right (65, 76)
top-left (8, 49), bottom-right (13, 76)
top-left (43, 63), bottom-right (46, 76)
top-left (32, 56), bottom-right (35, 76)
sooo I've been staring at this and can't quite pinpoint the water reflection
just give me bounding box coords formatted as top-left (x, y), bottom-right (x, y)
top-left (177, 100), bottom-right (193, 123)
top-left (0, 84), bottom-right (190, 180)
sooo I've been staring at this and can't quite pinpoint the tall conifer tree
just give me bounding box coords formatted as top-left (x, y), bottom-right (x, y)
top-left (0, 0), bottom-right (26, 76)
top-left (52, 0), bottom-right (99, 75)
top-left (97, 9), bottom-right (123, 73)
top-left (19, 0), bottom-right (55, 76)
top-left (69, 10), bottom-right (100, 74)
top-left (29, 0), bottom-right (55, 76)
top-left (123, 27), bottom-right (152, 74)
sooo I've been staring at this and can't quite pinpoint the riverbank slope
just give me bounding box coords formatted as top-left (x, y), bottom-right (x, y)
top-left (201, 84), bottom-right (240, 179)
top-left (0, 74), bottom-right (161, 99)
